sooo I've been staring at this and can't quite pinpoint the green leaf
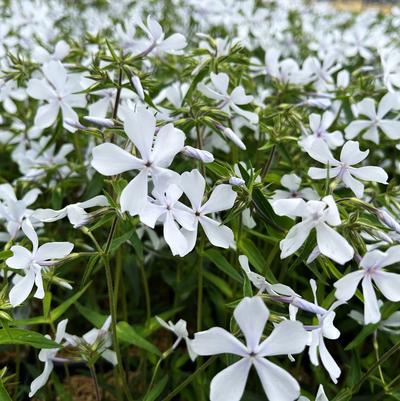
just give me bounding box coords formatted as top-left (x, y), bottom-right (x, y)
top-left (143, 375), bottom-right (169, 401)
top-left (117, 321), bottom-right (161, 356)
top-left (75, 302), bottom-right (108, 328)
top-left (0, 328), bottom-right (59, 349)
top-left (0, 380), bottom-right (12, 401)
top-left (203, 249), bottom-right (242, 283)
top-left (0, 250), bottom-right (12, 261)
top-left (50, 283), bottom-right (91, 322)
top-left (203, 270), bottom-right (233, 298)
top-left (251, 187), bottom-right (292, 232)
top-left (345, 323), bottom-right (379, 350)
top-left (110, 229), bottom-right (135, 253)
top-left (238, 238), bottom-right (277, 283)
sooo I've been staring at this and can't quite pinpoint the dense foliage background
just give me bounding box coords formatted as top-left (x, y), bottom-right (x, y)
top-left (1, 1), bottom-right (400, 400)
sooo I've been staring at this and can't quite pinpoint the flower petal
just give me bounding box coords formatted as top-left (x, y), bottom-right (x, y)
top-left (120, 169), bottom-right (149, 216)
top-left (373, 271), bottom-right (400, 302)
top-left (6, 246), bottom-right (32, 270)
top-left (180, 169), bottom-right (205, 210)
top-left (334, 270), bottom-right (364, 301)
top-left (350, 166), bottom-right (388, 184)
top-left (163, 212), bottom-right (188, 256)
top-left (34, 102), bottom-right (59, 128)
top-left (91, 143), bottom-right (143, 176)
top-left (29, 360), bottom-right (54, 397)
top-left (258, 320), bottom-right (308, 357)
top-left (9, 268), bottom-right (36, 306)
top-left (233, 297), bottom-right (269, 351)
top-left (319, 337), bottom-right (341, 383)
top-left (209, 358), bottom-right (252, 401)
top-left (191, 327), bottom-right (248, 357)
top-left (151, 124), bottom-right (185, 167)
top-left (280, 219), bottom-right (315, 258)
top-left (201, 184), bottom-right (237, 214)
top-left (199, 216), bottom-right (235, 248)
top-left (253, 358), bottom-right (300, 401)
top-left (35, 242), bottom-right (74, 262)
top-left (316, 222), bottom-right (354, 264)
top-left (340, 141), bottom-right (368, 165)
top-left (362, 276), bottom-right (381, 324)
top-left (124, 108), bottom-right (155, 161)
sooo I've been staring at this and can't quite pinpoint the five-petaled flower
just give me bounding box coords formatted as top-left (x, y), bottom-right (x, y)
top-left (191, 296), bottom-right (308, 401)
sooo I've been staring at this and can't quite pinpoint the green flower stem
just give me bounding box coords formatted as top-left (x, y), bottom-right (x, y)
top-left (160, 356), bottom-right (217, 401)
top-left (143, 347), bottom-right (173, 400)
top-left (197, 237), bottom-right (205, 332)
top-left (83, 220), bottom-right (134, 401)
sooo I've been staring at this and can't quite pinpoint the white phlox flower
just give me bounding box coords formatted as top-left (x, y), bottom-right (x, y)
top-left (191, 296), bottom-right (309, 401)
top-left (272, 195), bottom-right (354, 264)
top-left (33, 195), bottom-right (109, 228)
top-left (91, 107), bottom-right (185, 216)
top-left (334, 246), bottom-right (400, 325)
top-left (6, 219), bottom-right (74, 306)
top-left (307, 140), bottom-right (388, 198)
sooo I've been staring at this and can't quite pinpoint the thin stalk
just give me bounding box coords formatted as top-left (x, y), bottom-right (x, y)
top-left (139, 258), bottom-right (152, 321)
top-left (143, 348), bottom-right (173, 400)
top-left (197, 238), bottom-right (205, 331)
top-left (160, 356), bottom-right (217, 401)
top-left (261, 144), bottom-right (276, 180)
top-left (89, 364), bottom-right (102, 401)
top-left (373, 330), bottom-right (386, 387)
top-left (112, 68), bottom-right (123, 120)
top-left (83, 220), bottom-right (133, 401)
top-left (353, 339), bottom-right (400, 392)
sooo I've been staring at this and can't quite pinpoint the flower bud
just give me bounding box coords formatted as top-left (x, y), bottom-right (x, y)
top-left (229, 176), bottom-right (245, 186)
top-left (181, 145), bottom-right (214, 163)
top-left (64, 119), bottom-right (86, 130)
top-left (377, 208), bottom-right (400, 234)
top-left (132, 75), bottom-right (145, 100)
top-left (216, 124), bottom-right (246, 150)
top-left (83, 116), bottom-right (114, 128)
